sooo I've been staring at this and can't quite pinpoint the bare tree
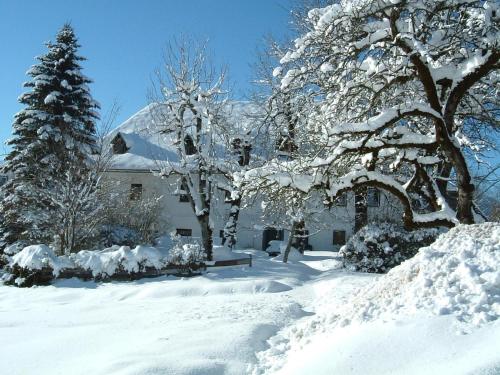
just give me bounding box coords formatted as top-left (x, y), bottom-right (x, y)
top-left (150, 39), bottom-right (229, 260)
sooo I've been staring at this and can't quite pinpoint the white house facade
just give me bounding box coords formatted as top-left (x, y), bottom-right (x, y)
top-left (104, 104), bottom-right (404, 251)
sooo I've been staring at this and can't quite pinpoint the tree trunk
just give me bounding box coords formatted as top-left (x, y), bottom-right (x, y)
top-left (198, 214), bottom-right (213, 261)
top-left (292, 220), bottom-right (307, 253)
top-left (283, 221), bottom-right (298, 263)
top-left (438, 123), bottom-right (475, 224)
top-left (222, 194), bottom-right (241, 249)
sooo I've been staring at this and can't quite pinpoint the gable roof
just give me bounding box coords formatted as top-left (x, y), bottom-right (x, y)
top-left (106, 101), bottom-right (264, 171)
top-left (107, 105), bottom-right (179, 170)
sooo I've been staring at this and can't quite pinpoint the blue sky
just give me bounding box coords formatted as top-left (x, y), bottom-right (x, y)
top-left (0, 0), bottom-right (292, 158)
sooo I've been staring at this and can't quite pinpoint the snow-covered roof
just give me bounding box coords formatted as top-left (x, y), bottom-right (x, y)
top-left (107, 105), bottom-right (178, 170)
top-left (107, 101), bottom-right (260, 171)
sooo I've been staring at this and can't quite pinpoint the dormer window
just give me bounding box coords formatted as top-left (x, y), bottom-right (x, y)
top-left (111, 133), bottom-right (129, 155)
top-left (184, 134), bottom-right (196, 155)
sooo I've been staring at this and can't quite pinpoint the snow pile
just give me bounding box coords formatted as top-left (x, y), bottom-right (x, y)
top-left (340, 222), bottom-right (439, 273)
top-left (252, 223), bottom-right (500, 375)
top-left (340, 223), bottom-right (500, 328)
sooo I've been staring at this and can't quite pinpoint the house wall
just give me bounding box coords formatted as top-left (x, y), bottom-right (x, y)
top-left (103, 170), bottom-right (403, 252)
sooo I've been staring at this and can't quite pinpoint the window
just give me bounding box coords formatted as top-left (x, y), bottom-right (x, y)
top-left (184, 135), bottom-right (196, 155)
top-left (176, 228), bottom-right (192, 237)
top-left (129, 184), bottom-right (142, 201)
top-left (200, 179), bottom-right (207, 192)
top-left (333, 230), bottom-right (346, 246)
top-left (367, 188), bottom-right (380, 207)
top-left (0, 175), bottom-right (8, 187)
top-left (335, 193), bottom-right (347, 206)
top-left (179, 181), bottom-right (189, 202)
top-left (111, 133), bottom-right (129, 154)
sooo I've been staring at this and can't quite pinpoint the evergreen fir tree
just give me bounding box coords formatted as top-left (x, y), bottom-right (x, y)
top-left (0, 23), bottom-right (99, 253)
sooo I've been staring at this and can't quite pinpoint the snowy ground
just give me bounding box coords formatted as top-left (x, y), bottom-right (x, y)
top-left (1, 234), bottom-right (499, 375)
top-left (0, 250), bottom-right (350, 375)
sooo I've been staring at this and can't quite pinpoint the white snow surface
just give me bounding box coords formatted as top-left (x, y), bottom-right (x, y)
top-left (0, 251), bottom-right (334, 375)
top-left (2, 225), bottom-right (499, 375)
top-left (339, 223), bottom-right (500, 328)
top-left (253, 223), bottom-right (500, 375)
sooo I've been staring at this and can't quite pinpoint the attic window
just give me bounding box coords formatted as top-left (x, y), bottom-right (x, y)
top-left (112, 133), bottom-right (129, 155)
top-left (0, 175), bottom-right (7, 187)
top-left (184, 135), bottom-right (196, 155)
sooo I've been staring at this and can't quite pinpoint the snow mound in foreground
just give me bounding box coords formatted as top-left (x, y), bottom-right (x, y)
top-left (252, 223), bottom-right (500, 375)
top-left (340, 223), bottom-right (500, 328)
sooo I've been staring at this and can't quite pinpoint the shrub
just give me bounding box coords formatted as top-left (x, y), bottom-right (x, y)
top-left (168, 238), bottom-right (206, 274)
top-left (340, 222), bottom-right (440, 273)
top-left (99, 225), bottom-right (142, 248)
top-left (3, 245), bottom-right (71, 287)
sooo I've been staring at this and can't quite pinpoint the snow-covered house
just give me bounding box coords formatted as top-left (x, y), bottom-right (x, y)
top-left (104, 103), bottom-right (402, 251)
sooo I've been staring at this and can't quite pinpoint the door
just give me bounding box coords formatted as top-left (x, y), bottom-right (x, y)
top-left (262, 227), bottom-right (284, 251)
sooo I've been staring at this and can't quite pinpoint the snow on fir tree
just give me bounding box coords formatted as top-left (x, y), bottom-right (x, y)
top-left (0, 24), bottom-right (100, 255)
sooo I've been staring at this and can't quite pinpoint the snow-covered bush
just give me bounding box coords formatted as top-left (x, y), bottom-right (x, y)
top-left (4, 244), bottom-right (169, 286)
top-left (0, 242), bottom-right (25, 268)
top-left (3, 236), bottom-right (212, 286)
top-left (340, 223), bottom-right (439, 273)
top-left (168, 240), bottom-right (206, 274)
top-left (72, 245), bottom-right (165, 277)
top-left (5, 245), bottom-right (72, 287)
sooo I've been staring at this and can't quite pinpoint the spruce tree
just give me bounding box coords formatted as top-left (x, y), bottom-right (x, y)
top-left (0, 24), bottom-right (99, 253)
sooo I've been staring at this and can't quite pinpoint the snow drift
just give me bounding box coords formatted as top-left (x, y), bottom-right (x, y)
top-left (254, 223), bottom-right (500, 374)
top-left (340, 223), bottom-right (500, 328)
